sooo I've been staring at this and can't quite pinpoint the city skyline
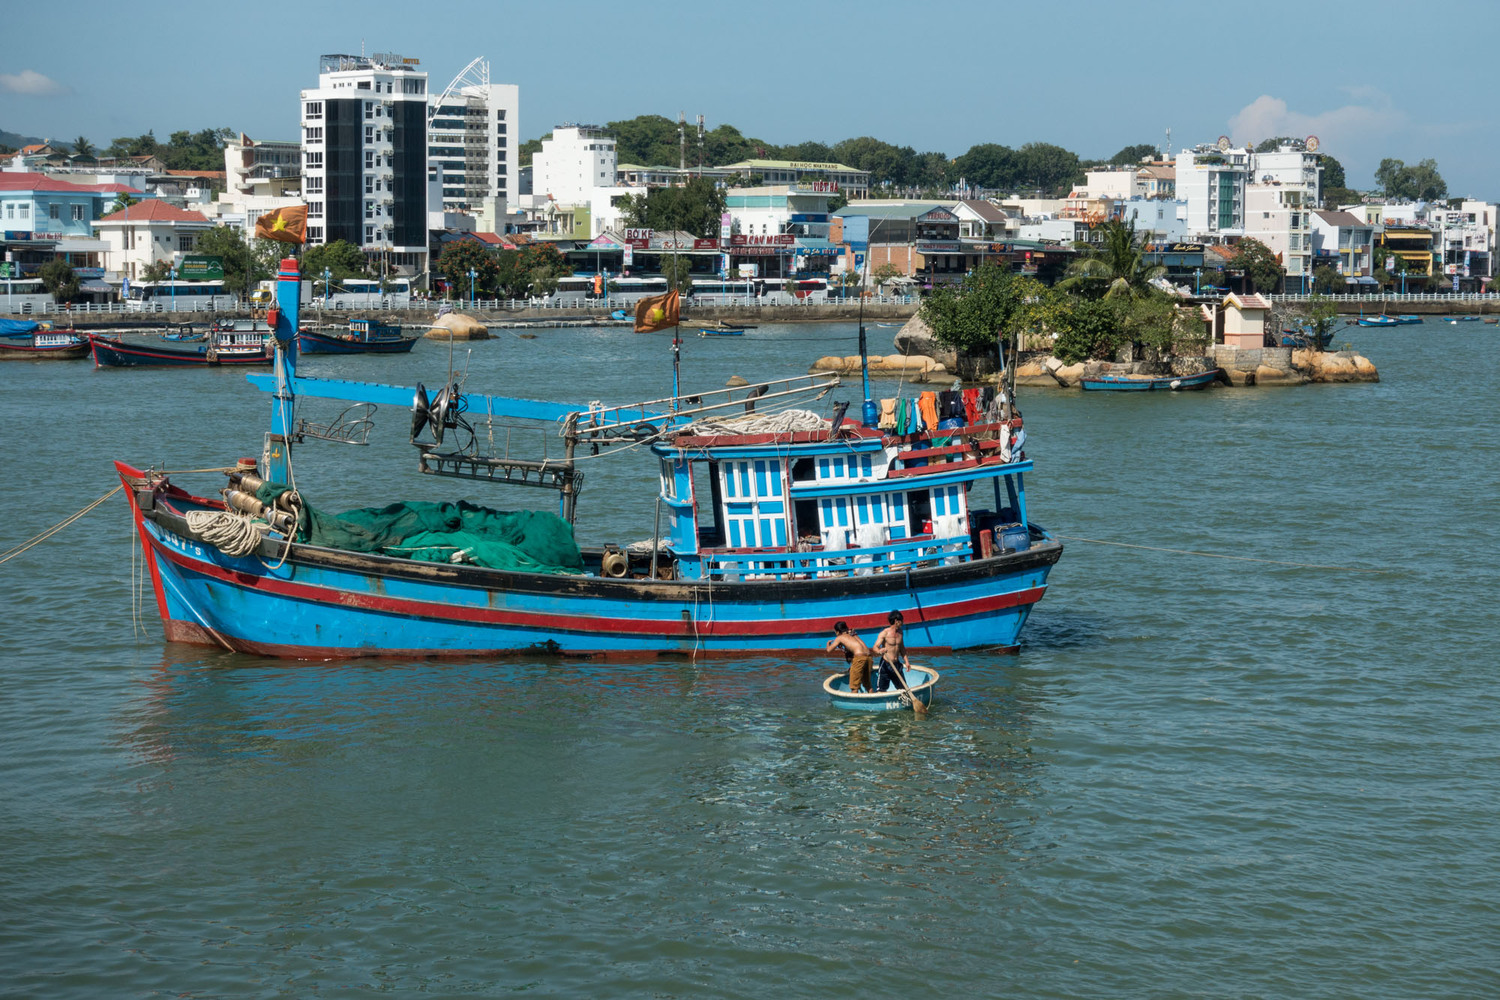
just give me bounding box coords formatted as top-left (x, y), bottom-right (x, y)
top-left (2, 0), bottom-right (1497, 197)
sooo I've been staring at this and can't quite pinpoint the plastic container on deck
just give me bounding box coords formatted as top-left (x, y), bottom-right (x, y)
top-left (996, 524), bottom-right (1030, 553)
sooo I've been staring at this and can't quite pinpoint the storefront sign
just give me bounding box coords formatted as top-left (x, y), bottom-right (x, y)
top-left (693, 238), bottom-right (717, 250)
top-left (916, 242), bottom-right (963, 254)
top-left (624, 228), bottom-right (654, 241)
top-left (4, 231), bottom-right (32, 241)
top-left (730, 234), bottom-right (794, 246)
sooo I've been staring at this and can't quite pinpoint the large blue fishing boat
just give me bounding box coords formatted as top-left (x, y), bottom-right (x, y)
top-left (115, 260), bottom-right (1062, 659)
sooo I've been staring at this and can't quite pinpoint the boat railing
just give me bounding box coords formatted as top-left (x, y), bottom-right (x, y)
top-left (574, 373), bottom-right (841, 442)
top-left (701, 534), bottom-right (972, 582)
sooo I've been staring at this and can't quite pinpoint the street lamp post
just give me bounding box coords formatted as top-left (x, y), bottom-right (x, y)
top-left (170, 264), bottom-right (177, 312)
top-left (468, 268), bottom-right (477, 304)
top-left (324, 267), bottom-right (331, 307)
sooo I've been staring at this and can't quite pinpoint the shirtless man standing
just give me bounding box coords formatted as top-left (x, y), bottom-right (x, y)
top-left (826, 621), bottom-right (874, 693)
top-left (873, 610), bottom-right (911, 694)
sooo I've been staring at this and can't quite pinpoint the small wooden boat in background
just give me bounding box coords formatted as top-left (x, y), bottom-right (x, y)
top-left (0, 319), bottom-right (87, 360)
top-left (1080, 369), bottom-right (1223, 392)
top-left (299, 318), bottom-right (417, 354)
top-left (90, 326), bottom-right (272, 368)
top-left (824, 664), bottom-right (939, 711)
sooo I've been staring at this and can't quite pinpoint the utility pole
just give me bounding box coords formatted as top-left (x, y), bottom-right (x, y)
top-left (678, 111), bottom-right (686, 171)
top-left (696, 114), bottom-right (705, 177)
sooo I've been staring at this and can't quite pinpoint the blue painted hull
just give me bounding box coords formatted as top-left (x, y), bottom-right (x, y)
top-left (824, 665), bottom-right (938, 711)
top-left (120, 465), bottom-right (1059, 660)
top-left (1080, 369), bottom-right (1221, 391)
top-left (299, 328), bottom-right (417, 354)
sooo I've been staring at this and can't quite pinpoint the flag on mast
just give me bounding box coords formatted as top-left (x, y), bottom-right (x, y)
top-left (254, 205), bottom-right (308, 244)
top-left (633, 289), bottom-right (680, 333)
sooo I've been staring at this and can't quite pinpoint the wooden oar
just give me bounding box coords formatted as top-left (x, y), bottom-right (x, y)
top-left (888, 660), bottom-right (928, 716)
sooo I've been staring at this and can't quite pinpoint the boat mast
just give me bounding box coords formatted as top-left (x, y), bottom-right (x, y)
top-left (264, 256), bottom-right (302, 483)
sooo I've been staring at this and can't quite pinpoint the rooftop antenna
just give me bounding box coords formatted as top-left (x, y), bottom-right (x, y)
top-left (678, 111), bottom-right (686, 171)
top-left (1163, 127), bottom-right (1171, 160)
top-left (696, 114), bottom-right (705, 176)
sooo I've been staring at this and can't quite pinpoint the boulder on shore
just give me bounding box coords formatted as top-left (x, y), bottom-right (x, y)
top-left (425, 313), bottom-right (489, 340)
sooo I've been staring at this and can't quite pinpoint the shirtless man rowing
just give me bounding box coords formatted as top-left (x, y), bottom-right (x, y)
top-left (826, 621), bottom-right (874, 693)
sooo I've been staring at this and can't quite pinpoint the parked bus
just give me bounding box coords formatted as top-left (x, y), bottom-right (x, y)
top-left (125, 280), bottom-right (238, 312)
top-left (321, 277), bottom-right (412, 309)
top-left (0, 278), bottom-right (52, 314)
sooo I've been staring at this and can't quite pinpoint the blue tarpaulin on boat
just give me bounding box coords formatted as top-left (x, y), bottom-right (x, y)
top-left (0, 319), bottom-right (40, 337)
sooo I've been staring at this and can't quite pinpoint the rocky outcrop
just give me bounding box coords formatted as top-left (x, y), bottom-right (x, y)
top-left (1292, 348), bottom-right (1380, 383)
top-left (424, 313), bottom-right (490, 340)
top-left (809, 353), bottom-right (952, 383)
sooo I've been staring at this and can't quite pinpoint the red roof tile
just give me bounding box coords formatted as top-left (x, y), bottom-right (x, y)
top-left (96, 200), bottom-right (209, 224)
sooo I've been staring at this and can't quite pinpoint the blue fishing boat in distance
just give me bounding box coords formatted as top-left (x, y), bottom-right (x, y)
top-left (824, 664), bottom-right (938, 711)
top-left (1080, 369), bottom-right (1223, 391)
top-left (0, 319), bottom-right (88, 360)
top-left (113, 258), bottom-right (1062, 660)
top-left (299, 318), bottom-right (417, 354)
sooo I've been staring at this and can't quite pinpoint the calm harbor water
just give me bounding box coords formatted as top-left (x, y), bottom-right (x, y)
top-left (2, 320), bottom-right (1497, 998)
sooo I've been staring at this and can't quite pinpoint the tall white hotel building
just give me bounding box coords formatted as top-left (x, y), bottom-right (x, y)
top-left (299, 53), bottom-right (430, 277)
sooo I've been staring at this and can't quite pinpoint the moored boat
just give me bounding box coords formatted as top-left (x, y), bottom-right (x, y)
top-left (89, 327), bottom-right (272, 367)
top-left (114, 258), bottom-right (1062, 660)
top-left (1080, 369), bottom-right (1223, 391)
top-left (824, 664), bottom-right (938, 711)
top-left (299, 317), bottom-right (417, 354)
top-left (0, 319), bottom-right (88, 360)
top-left (698, 326), bottom-right (744, 337)
top-left (1356, 315), bottom-right (1400, 328)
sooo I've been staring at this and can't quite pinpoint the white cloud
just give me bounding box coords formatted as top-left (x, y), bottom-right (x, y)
top-left (1228, 92), bottom-right (1406, 152)
top-left (0, 70), bottom-right (69, 96)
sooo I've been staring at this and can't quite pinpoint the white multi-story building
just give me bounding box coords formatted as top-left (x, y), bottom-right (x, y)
top-left (300, 52), bottom-right (429, 277)
top-left (427, 59), bottom-right (518, 219)
top-left (531, 124), bottom-right (617, 206)
top-left (1175, 142), bottom-right (1250, 237)
top-left (1309, 210), bottom-right (1376, 284)
top-left (224, 133), bottom-right (302, 197)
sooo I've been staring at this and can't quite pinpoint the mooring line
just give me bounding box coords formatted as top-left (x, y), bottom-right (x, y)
top-left (0, 486), bottom-right (123, 565)
top-left (1053, 534), bottom-right (1392, 574)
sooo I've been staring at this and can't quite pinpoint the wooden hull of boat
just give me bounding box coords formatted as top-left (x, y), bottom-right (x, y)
top-left (298, 330), bottom-right (418, 354)
top-left (116, 462), bottom-right (1060, 660)
top-left (824, 665), bottom-right (938, 711)
top-left (89, 335), bottom-right (271, 368)
top-left (1080, 369), bottom-right (1221, 392)
top-left (0, 340), bottom-right (88, 360)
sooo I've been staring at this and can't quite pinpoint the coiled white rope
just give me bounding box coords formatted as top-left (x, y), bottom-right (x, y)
top-left (679, 408), bottom-right (828, 437)
top-left (185, 510), bottom-right (264, 557)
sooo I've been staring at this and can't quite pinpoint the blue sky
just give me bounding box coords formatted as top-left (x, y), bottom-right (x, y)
top-left (3, 0), bottom-right (1496, 197)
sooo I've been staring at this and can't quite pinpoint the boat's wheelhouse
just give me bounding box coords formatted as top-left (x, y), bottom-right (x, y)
top-left (653, 417), bottom-right (1035, 583)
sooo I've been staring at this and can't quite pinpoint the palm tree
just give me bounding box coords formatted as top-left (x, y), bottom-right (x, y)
top-left (1059, 217), bottom-right (1166, 299)
top-left (72, 136), bottom-right (95, 160)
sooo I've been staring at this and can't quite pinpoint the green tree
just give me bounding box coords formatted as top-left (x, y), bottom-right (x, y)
top-left (1226, 238), bottom-right (1284, 294)
top-left (72, 135), bottom-right (95, 159)
top-left (1015, 142), bottom-right (1082, 194)
top-left (1310, 264), bottom-right (1342, 294)
top-left (302, 240), bottom-right (370, 292)
top-left (871, 262), bottom-right (904, 289)
top-left (436, 240), bottom-right (500, 298)
top-left (192, 226), bottom-right (267, 296)
top-left (953, 143), bottom-right (1019, 191)
top-left (920, 262), bottom-right (1047, 355)
top-left (107, 192), bottom-right (138, 216)
top-left (141, 260), bottom-right (173, 282)
top-left (620, 177), bottom-right (725, 237)
top-left (39, 258), bottom-right (79, 303)
top-left (1057, 218), bottom-right (1166, 299)
top-left (1255, 136), bottom-right (1300, 153)
top-left (1109, 143), bottom-right (1159, 166)
top-left (833, 136), bottom-right (918, 187)
top-left (104, 131), bottom-right (160, 160)
top-left (517, 133), bottom-right (547, 167)
top-left (658, 254), bottom-right (694, 295)
top-left (1375, 158), bottom-right (1448, 201)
